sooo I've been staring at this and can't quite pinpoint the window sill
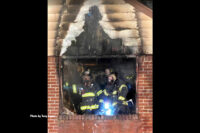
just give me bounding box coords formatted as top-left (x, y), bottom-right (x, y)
top-left (58, 114), bottom-right (139, 120)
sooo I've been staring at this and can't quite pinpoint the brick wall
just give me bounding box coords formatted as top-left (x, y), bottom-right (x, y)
top-left (48, 56), bottom-right (60, 133)
top-left (48, 55), bottom-right (153, 133)
top-left (137, 55), bottom-right (153, 133)
top-left (59, 116), bottom-right (142, 133)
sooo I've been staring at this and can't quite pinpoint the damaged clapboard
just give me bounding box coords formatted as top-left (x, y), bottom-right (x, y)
top-left (64, 6), bottom-right (135, 57)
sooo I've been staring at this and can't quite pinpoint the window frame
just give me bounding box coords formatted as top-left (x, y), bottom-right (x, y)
top-left (58, 56), bottom-right (139, 119)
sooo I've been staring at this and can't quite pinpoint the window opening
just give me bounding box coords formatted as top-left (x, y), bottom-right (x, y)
top-left (62, 58), bottom-right (136, 115)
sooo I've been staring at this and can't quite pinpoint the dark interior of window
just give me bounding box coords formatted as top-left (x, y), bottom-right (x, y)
top-left (62, 58), bottom-right (136, 115)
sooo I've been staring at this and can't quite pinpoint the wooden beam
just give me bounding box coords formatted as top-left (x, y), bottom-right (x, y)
top-left (62, 55), bottom-right (137, 59)
top-left (101, 0), bottom-right (126, 4)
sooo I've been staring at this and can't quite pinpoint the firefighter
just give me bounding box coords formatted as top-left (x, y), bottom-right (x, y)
top-left (102, 73), bottom-right (118, 103)
top-left (80, 74), bottom-right (100, 114)
top-left (95, 73), bottom-right (119, 115)
top-left (114, 74), bottom-right (130, 114)
top-left (97, 68), bottom-right (113, 90)
top-left (63, 81), bottom-right (70, 90)
top-left (102, 73), bottom-right (130, 115)
top-left (63, 81), bottom-right (75, 113)
top-left (105, 68), bottom-right (112, 76)
top-left (63, 81), bottom-right (83, 114)
top-left (103, 68), bottom-right (112, 86)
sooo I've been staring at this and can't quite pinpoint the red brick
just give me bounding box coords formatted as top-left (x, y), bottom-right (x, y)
top-left (48, 82), bottom-right (58, 84)
top-left (137, 55), bottom-right (153, 133)
top-left (48, 76), bottom-right (56, 79)
top-left (48, 56), bottom-right (60, 133)
top-left (51, 84), bottom-right (59, 87)
top-left (51, 79), bottom-right (59, 82)
top-left (47, 55), bottom-right (153, 133)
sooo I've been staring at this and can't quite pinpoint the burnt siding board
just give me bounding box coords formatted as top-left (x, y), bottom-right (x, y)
top-left (63, 6), bottom-right (135, 57)
top-left (68, 0), bottom-right (85, 5)
top-left (56, 1), bottom-right (84, 54)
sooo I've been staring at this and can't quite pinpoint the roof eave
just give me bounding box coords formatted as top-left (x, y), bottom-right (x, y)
top-left (125, 0), bottom-right (152, 18)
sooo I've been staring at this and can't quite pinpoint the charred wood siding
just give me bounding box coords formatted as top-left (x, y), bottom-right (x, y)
top-left (48, 0), bottom-right (152, 56)
top-left (57, 1), bottom-right (84, 55)
top-left (48, 0), bottom-right (64, 56)
top-left (63, 6), bottom-right (129, 57)
top-left (58, 0), bottom-right (145, 56)
top-left (136, 12), bottom-right (152, 54)
top-left (125, 0), bottom-right (152, 54)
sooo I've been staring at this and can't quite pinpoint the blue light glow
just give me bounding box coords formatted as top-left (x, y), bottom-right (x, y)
top-left (106, 109), bottom-right (112, 115)
top-left (95, 101), bottom-right (115, 116)
top-left (104, 102), bottom-right (110, 109)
